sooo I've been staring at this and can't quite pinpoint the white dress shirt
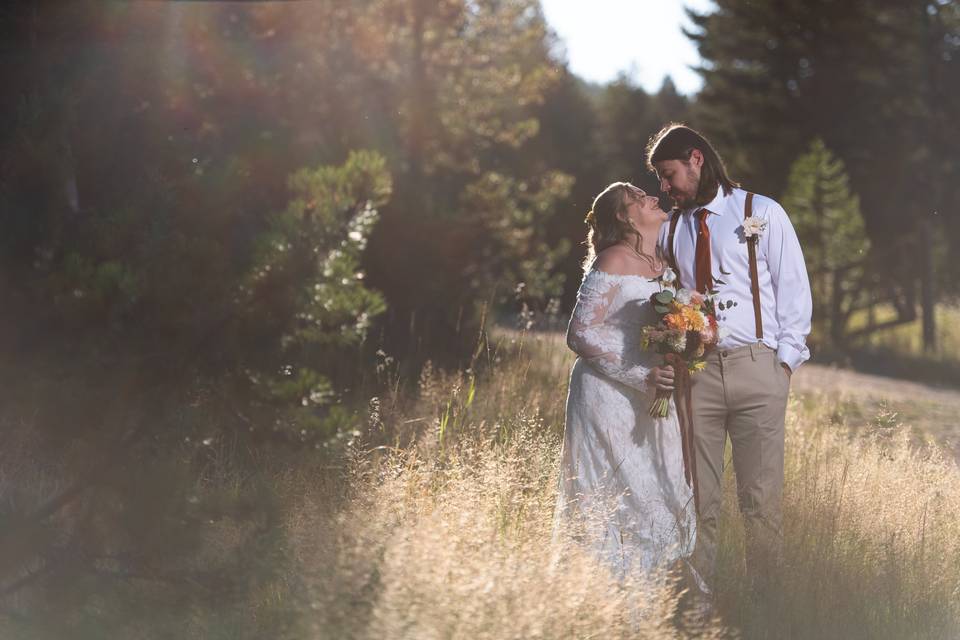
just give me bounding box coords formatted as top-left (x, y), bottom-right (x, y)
top-left (657, 187), bottom-right (813, 372)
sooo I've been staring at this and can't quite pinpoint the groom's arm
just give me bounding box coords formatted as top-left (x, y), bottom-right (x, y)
top-left (761, 200), bottom-right (812, 373)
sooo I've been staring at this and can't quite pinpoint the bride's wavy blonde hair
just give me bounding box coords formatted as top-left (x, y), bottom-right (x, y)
top-left (582, 181), bottom-right (646, 270)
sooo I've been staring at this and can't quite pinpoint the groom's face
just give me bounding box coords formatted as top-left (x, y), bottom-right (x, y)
top-left (654, 156), bottom-right (701, 209)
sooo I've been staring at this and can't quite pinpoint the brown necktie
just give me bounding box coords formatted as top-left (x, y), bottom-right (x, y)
top-left (694, 208), bottom-right (712, 293)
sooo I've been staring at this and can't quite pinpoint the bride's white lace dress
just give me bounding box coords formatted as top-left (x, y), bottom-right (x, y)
top-left (554, 267), bottom-right (696, 579)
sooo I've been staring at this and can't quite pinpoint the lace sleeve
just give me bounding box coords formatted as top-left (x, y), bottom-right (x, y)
top-left (565, 271), bottom-right (650, 392)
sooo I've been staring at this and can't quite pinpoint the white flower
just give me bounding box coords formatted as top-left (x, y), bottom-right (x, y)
top-left (661, 267), bottom-right (677, 284)
top-left (743, 217), bottom-right (768, 239)
top-left (668, 332), bottom-right (687, 352)
top-left (675, 288), bottom-right (694, 305)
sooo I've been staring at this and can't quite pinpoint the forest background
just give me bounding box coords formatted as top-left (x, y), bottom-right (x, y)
top-left (0, 1), bottom-right (958, 637)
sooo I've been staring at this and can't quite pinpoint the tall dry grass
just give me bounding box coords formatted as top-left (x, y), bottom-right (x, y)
top-left (288, 329), bottom-right (960, 639)
top-left (715, 396), bottom-right (960, 638)
top-left (285, 330), bottom-right (727, 638)
top-left (3, 328), bottom-right (957, 638)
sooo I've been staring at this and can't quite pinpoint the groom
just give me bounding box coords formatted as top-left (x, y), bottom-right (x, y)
top-left (647, 124), bottom-right (812, 598)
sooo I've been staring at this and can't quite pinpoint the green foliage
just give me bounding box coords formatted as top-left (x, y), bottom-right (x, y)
top-left (346, 0), bottom-right (578, 357)
top-left (461, 170), bottom-right (573, 308)
top-left (594, 77), bottom-right (692, 193)
top-left (687, 0), bottom-right (960, 293)
top-left (685, 0), bottom-right (960, 357)
top-left (526, 73), bottom-right (697, 310)
top-left (784, 138), bottom-right (868, 272)
top-left (783, 138), bottom-right (869, 345)
top-left (0, 2), bottom-right (404, 444)
top-left (241, 151), bottom-right (392, 441)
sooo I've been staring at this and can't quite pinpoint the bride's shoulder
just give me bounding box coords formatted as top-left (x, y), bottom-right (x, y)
top-left (592, 245), bottom-right (637, 276)
top-left (587, 246), bottom-right (660, 281)
top-left (581, 250), bottom-right (660, 293)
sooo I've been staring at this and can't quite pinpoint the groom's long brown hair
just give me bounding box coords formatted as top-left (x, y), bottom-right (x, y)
top-left (646, 123), bottom-right (739, 207)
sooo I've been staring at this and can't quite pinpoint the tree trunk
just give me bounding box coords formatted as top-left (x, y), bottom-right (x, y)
top-left (406, 0), bottom-right (430, 201)
top-left (920, 215), bottom-right (936, 353)
top-left (830, 267), bottom-right (844, 347)
top-left (918, 0), bottom-right (943, 355)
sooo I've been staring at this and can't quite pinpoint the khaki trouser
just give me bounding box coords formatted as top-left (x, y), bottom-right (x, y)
top-left (688, 341), bottom-right (790, 592)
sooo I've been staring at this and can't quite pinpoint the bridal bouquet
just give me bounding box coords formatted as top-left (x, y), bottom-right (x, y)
top-left (641, 268), bottom-right (728, 417)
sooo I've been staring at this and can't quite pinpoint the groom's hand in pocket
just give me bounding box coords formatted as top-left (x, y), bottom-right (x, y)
top-left (780, 363), bottom-right (792, 378)
top-left (649, 365), bottom-right (675, 391)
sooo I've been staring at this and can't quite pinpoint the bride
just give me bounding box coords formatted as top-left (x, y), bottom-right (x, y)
top-left (554, 181), bottom-right (696, 581)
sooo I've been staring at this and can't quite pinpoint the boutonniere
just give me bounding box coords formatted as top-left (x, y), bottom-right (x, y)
top-left (743, 217), bottom-right (768, 240)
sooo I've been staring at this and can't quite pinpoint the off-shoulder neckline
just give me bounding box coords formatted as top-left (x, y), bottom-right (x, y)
top-left (586, 268), bottom-right (663, 281)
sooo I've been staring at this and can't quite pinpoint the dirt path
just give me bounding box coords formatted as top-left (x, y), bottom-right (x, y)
top-left (792, 362), bottom-right (960, 461)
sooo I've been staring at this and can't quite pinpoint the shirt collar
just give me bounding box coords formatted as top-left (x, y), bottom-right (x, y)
top-left (681, 185), bottom-right (732, 217)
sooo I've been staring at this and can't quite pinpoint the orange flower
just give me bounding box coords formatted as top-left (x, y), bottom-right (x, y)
top-left (680, 306), bottom-right (705, 332)
top-left (664, 312), bottom-right (687, 331)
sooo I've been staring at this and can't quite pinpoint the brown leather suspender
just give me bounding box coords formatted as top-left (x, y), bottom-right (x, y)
top-left (744, 193), bottom-right (764, 340)
top-left (666, 210), bottom-right (682, 275)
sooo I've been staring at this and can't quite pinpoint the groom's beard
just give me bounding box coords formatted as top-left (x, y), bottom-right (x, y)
top-left (673, 166), bottom-right (706, 209)
top-left (672, 177), bottom-right (720, 209)
top-left (670, 193), bottom-right (696, 209)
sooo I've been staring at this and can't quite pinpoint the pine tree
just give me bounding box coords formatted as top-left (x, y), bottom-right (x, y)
top-left (688, 0), bottom-right (960, 351)
top-left (783, 138), bottom-right (868, 347)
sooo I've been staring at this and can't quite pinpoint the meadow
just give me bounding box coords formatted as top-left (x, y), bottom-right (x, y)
top-left (4, 2), bottom-right (958, 637)
top-left (826, 303), bottom-right (960, 388)
top-left (848, 303), bottom-right (960, 363)
top-left (298, 329), bottom-right (960, 639)
top-left (1, 328), bottom-right (958, 639)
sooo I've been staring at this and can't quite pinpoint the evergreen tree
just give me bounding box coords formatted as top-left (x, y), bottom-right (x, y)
top-left (686, 0), bottom-right (960, 305)
top-left (239, 151), bottom-right (393, 442)
top-left (688, 0), bottom-right (960, 355)
top-left (783, 138), bottom-right (869, 347)
top-left (594, 77), bottom-right (693, 196)
top-left (526, 70), bottom-right (608, 309)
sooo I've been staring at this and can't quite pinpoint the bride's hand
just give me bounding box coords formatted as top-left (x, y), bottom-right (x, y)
top-left (648, 365), bottom-right (675, 392)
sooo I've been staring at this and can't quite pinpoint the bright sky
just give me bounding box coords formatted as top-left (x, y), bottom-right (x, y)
top-left (540, 0), bottom-right (714, 95)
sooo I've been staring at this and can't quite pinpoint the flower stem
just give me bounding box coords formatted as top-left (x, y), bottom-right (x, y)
top-left (648, 391), bottom-right (672, 418)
